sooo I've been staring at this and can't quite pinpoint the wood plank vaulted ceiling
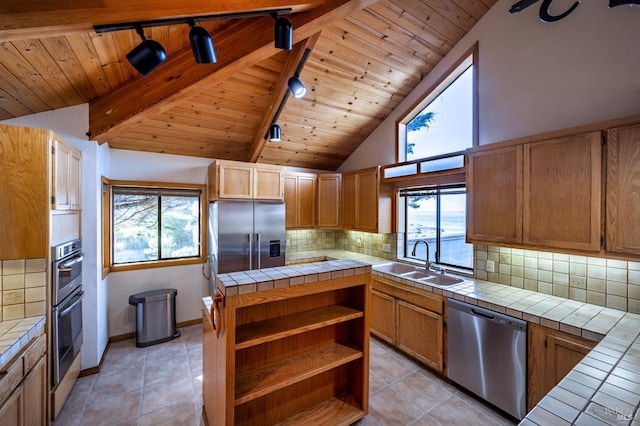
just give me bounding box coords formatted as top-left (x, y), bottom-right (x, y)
top-left (0, 0), bottom-right (496, 171)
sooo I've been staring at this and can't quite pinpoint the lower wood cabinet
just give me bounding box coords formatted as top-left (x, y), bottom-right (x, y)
top-left (0, 331), bottom-right (47, 426)
top-left (370, 277), bottom-right (444, 373)
top-left (527, 323), bottom-right (596, 411)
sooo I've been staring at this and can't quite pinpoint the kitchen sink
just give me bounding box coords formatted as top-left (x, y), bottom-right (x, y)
top-left (399, 270), bottom-right (434, 280)
top-left (373, 262), bottom-right (417, 275)
top-left (420, 275), bottom-right (464, 286)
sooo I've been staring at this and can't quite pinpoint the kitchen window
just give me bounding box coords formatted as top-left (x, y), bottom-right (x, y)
top-left (401, 185), bottom-right (473, 270)
top-left (397, 44), bottom-right (477, 163)
top-left (103, 181), bottom-right (206, 272)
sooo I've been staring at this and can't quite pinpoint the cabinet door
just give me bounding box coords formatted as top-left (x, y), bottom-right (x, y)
top-left (527, 323), bottom-right (595, 410)
top-left (606, 124), bottom-right (640, 255)
top-left (0, 385), bottom-right (23, 426)
top-left (523, 132), bottom-right (602, 251)
top-left (355, 168), bottom-right (379, 232)
top-left (297, 175), bottom-right (316, 228)
top-left (370, 289), bottom-right (395, 345)
top-left (254, 167), bottom-right (284, 200)
top-left (317, 174), bottom-right (341, 228)
top-left (218, 163), bottom-right (254, 199)
top-left (284, 175), bottom-right (298, 228)
top-left (69, 148), bottom-right (82, 210)
top-left (52, 137), bottom-right (71, 209)
top-left (467, 146), bottom-right (522, 244)
top-left (396, 300), bottom-right (443, 372)
top-left (23, 356), bottom-right (46, 426)
top-left (341, 174), bottom-right (357, 229)
top-left (0, 125), bottom-right (49, 259)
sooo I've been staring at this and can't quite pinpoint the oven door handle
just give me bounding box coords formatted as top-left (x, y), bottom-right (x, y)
top-left (58, 255), bottom-right (84, 271)
top-left (59, 292), bottom-right (84, 317)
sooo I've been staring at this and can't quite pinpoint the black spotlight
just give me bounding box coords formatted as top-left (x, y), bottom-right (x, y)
top-left (269, 124), bottom-right (282, 142)
top-left (274, 17), bottom-right (292, 50)
top-left (288, 76), bottom-right (306, 98)
top-left (189, 21), bottom-right (217, 64)
top-left (126, 26), bottom-right (167, 76)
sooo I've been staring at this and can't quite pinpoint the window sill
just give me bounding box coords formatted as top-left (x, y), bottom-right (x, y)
top-left (107, 257), bottom-right (204, 274)
top-left (397, 257), bottom-right (474, 278)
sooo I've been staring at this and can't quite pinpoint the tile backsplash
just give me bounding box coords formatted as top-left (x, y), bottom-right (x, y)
top-left (286, 229), bottom-right (398, 260)
top-left (1, 258), bottom-right (47, 321)
top-left (474, 245), bottom-right (640, 314)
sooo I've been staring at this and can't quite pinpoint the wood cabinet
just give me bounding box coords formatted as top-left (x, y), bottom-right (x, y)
top-left (370, 276), bottom-right (444, 373)
top-left (52, 136), bottom-right (82, 210)
top-left (341, 167), bottom-right (391, 233)
top-left (0, 331), bottom-right (47, 426)
top-left (467, 145), bottom-right (522, 244)
top-left (284, 172), bottom-right (316, 229)
top-left (203, 274), bottom-right (370, 425)
top-left (467, 131), bottom-right (602, 252)
top-left (527, 323), bottom-right (596, 411)
top-left (523, 132), bottom-right (602, 251)
top-left (208, 159), bottom-right (284, 201)
top-left (606, 123), bottom-right (640, 255)
top-left (317, 173), bottom-right (341, 228)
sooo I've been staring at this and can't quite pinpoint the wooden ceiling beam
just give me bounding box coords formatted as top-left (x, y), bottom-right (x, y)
top-left (246, 33), bottom-right (320, 163)
top-left (0, 0), bottom-right (323, 42)
top-left (88, 0), bottom-right (378, 144)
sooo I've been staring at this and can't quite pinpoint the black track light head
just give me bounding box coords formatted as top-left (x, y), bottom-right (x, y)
top-left (269, 124), bottom-right (282, 142)
top-left (189, 21), bottom-right (217, 64)
top-left (126, 26), bottom-right (167, 76)
top-left (274, 17), bottom-right (293, 50)
top-left (288, 76), bottom-right (306, 98)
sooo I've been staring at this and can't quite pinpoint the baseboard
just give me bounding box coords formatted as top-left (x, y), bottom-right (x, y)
top-left (78, 317), bottom-right (203, 377)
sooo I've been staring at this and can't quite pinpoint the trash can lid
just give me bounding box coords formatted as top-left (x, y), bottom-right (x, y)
top-left (129, 288), bottom-right (178, 305)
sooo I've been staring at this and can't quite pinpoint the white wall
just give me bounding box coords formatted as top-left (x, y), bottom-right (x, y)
top-left (339, 0), bottom-right (640, 171)
top-left (1, 104), bottom-right (108, 371)
top-left (106, 149), bottom-right (211, 338)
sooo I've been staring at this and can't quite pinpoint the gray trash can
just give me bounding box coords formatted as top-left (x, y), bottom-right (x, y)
top-left (128, 288), bottom-right (180, 347)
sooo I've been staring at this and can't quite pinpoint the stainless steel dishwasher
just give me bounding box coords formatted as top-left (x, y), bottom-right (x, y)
top-left (447, 298), bottom-right (527, 420)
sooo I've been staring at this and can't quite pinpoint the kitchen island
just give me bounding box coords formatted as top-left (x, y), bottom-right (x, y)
top-left (201, 259), bottom-right (370, 426)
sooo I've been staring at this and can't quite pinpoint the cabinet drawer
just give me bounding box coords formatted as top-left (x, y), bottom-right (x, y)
top-left (372, 277), bottom-right (444, 314)
top-left (24, 334), bottom-right (46, 373)
top-left (0, 355), bottom-right (23, 403)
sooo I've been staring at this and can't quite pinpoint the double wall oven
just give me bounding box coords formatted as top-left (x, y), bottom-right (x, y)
top-left (51, 239), bottom-right (84, 387)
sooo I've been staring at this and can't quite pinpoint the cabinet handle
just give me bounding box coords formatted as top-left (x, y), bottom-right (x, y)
top-left (210, 291), bottom-right (224, 338)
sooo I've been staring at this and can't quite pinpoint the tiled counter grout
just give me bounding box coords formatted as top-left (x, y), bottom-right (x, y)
top-left (0, 315), bottom-right (46, 369)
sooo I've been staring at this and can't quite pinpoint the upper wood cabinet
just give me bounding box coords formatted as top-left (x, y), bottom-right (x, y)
top-left (467, 145), bottom-right (523, 244)
top-left (523, 132), bottom-right (602, 251)
top-left (528, 323), bottom-right (595, 411)
top-left (317, 173), bottom-right (341, 229)
top-left (606, 124), bottom-right (640, 255)
top-left (284, 172), bottom-right (316, 229)
top-left (467, 131), bottom-right (602, 252)
top-left (341, 167), bottom-right (391, 233)
top-left (1, 125), bottom-right (52, 259)
top-left (52, 136), bottom-right (82, 210)
top-left (208, 160), bottom-right (284, 201)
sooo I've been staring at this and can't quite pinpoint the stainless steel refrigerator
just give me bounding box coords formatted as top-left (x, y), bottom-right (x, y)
top-left (206, 200), bottom-right (285, 290)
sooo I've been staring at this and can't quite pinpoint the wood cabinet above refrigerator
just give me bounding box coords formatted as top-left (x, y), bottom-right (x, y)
top-left (208, 159), bottom-right (284, 201)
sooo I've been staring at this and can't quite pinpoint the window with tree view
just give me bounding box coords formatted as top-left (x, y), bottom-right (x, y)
top-left (112, 187), bottom-right (201, 265)
top-left (399, 48), bottom-right (476, 270)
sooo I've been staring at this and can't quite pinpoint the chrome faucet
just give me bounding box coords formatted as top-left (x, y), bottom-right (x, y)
top-left (411, 239), bottom-right (431, 271)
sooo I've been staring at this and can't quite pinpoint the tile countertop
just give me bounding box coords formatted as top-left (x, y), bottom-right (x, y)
top-left (0, 315), bottom-right (46, 370)
top-left (203, 249), bottom-right (640, 425)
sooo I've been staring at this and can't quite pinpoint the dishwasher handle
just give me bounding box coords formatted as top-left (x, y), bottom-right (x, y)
top-left (448, 298), bottom-right (527, 332)
top-left (470, 308), bottom-right (494, 320)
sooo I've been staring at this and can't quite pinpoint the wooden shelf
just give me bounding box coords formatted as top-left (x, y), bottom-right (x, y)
top-left (235, 342), bottom-right (363, 406)
top-left (235, 305), bottom-right (363, 350)
top-left (275, 393), bottom-right (364, 426)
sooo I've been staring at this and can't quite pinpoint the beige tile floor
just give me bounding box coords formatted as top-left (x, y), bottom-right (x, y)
top-left (54, 324), bottom-right (516, 426)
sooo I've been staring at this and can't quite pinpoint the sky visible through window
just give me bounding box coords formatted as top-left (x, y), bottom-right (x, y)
top-left (407, 65), bottom-right (473, 161)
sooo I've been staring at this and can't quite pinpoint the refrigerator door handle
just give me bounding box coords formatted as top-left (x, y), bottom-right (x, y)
top-left (256, 233), bottom-right (261, 269)
top-left (248, 233), bottom-right (252, 270)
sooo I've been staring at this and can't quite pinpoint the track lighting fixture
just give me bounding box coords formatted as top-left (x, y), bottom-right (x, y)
top-left (126, 26), bottom-right (167, 76)
top-left (94, 8), bottom-right (293, 76)
top-left (189, 21), bottom-right (217, 64)
top-left (287, 76), bottom-right (306, 98)
top-left (269, 124), bottom-right (282, 142)
top-left (274, 17), bottom-right (293, 50)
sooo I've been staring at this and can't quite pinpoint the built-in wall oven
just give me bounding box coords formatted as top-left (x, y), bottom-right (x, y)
top-left (51, 239), bottom-right (84, 387)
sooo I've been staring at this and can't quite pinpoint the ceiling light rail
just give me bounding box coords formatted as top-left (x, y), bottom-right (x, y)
top-left (94, 8), bottom-right (293, 76)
